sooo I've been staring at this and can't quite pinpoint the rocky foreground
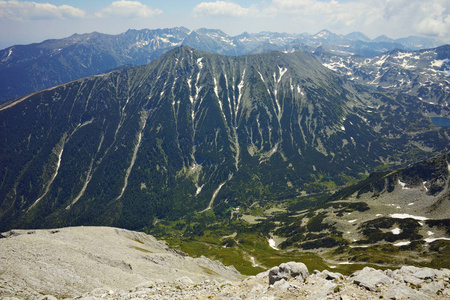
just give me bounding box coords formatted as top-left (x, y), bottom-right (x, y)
top-left (1, 227), bottom-right (449, 299)
top-left (77, 263), bottom-right (450, 299)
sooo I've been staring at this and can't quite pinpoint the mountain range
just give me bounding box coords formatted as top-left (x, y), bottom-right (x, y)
top-left (0, 27), bottom-right (445, 102)
top-left (1, 45), bottom-right (449, 233)
top-left (316, 45), bottom-right (450, 106)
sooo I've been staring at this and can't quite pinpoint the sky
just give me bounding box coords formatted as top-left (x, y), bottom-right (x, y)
top-left (0, 0), bottom-right (449, 49)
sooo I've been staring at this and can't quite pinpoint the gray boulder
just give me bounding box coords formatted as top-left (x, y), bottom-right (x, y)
top-left (413, 268), bottom-right (437, 280)
top-left (305, 276), bottom-right (337, 299)
top-left (420, 281), bottom-right (445, 295)
top-left (268, 262), bottom-right (309, 285)
top-left (402, 273), bottom-right (425, 286)
top-left (320, 269), bottom-right (343, 281)
top-left (384, 284), bottom-right (430, 300)
top-left (352, 267), bottom-right (392, 291)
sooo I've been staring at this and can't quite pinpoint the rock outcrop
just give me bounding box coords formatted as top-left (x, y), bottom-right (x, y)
top-left (0, 227), bottom-right (243, 299)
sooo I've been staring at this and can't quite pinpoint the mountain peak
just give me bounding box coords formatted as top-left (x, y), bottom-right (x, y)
top-left (312, 29), bottom-right (342, 41)
top-left (344, 31), bottom-right (371, 42)
top-left (373, 35), bottom-right (394, 43)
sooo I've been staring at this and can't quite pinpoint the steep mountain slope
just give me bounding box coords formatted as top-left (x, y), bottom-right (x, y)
top-left (0, 46), bottom-right (449, 232)
top-left (0, 27), bottom-right (444, 102)
top-left (317, 45), bottom-right (450, 106)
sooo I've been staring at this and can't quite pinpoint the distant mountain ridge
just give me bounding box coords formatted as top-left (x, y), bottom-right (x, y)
top-left (316, 45), bottom-right (450, 106)
top-left (0, 27), bottom-right (444, 102)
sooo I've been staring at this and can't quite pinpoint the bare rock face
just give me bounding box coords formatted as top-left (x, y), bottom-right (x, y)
top-left (0, 227), bottom-right (243, 299)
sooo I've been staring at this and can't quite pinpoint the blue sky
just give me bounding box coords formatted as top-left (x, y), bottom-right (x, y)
top-left (0, 0), bottom-right (449, 49)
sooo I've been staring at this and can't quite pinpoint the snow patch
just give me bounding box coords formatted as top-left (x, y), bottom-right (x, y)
top-left (268, 238), bottom-right (279, 250)
top-left (257, 71), bottom-right (265, 83)
top-left (195, 184), bottom-right (205, 196)
top-left (424, 237), bottom-right (450, 243)
top-left (277, 66), bottom-right (287, 83)
top-left (250, 256), bottom-right (259, 267)
top-left (398, 179), bottom-right (409, 189)
top-left (374, 55), bottom-right (388, 66)
top-left (393, 241), bottom-right (411, 247)
top-left (237, 69), bottom-right (246, 113)
top-left (394, 52), bottom-right (413, 59)
top-left (348, 219), bottom-right (357, 223)
top-left (29, 140), bottom-right (65, 211)
top-left (213, 78), bottom-right (219, 99)
top-left (350, 245), bottom-right (369, 248)
top-left (431, 58), bottom-right (449, 68)
top-left (197, 57), bottom-right (203, 69)
top-left (389, 214), bottom-right (429, 221)
top-left (391, 227), bottom-right (401, 235)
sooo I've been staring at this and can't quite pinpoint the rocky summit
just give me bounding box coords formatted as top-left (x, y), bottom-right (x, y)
top-left (0, 226), bottom-right (243, 299)
top-left (1, 227), bottom-right (449, 299)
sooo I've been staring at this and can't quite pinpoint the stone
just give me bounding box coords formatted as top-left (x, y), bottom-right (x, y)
top-left (443, 288), bottom-right (450, 296)
top-left (352, 267), bottom-right (392, 291)
top-left (37, 296), bottom-right (58, 300)
top-left (440, 268), bottom-right (450, 278)
top-left (272, 279), bottom-right (291, 291)
top-left (256, 270), bottom-right (270, 279)
top-left (384, 269), bottom-right (394, 278)
top-left (320, 269), bottom-right (343, 281)
top-left (413, 268), bottom-right (437, 280)
top-left (250, 283), bottom-right (265, 294)
top-left (384, 284), bottom-right (430, 300)
top-left (134, 281), bottom-right (155, 290)
top-left (402, 273), bottom-right (425, 286)
top-left (268, 262), bottom-right (309, 285)
top-left (400, 265), bottom-right (421, 274)
top-left (175, 276), bottom-right (194, 285)
top-left (305, 276), bottom-right (337, 299)
top-left (420, 281), bottom-right (444, 295)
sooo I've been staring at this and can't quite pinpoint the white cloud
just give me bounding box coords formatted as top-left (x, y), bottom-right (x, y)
top-left (193, 1), bottom-right (259, 17)
top-left (270, 0), bottom-right (380, 26)
top-left (96, 0), bottom-right (162, 18)
top-left (0, 0), bottom-right (86, 20)
top-left (267, 0), bottom-right (450, 40)
top-left (383, 0), bottom-right (450, 38)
